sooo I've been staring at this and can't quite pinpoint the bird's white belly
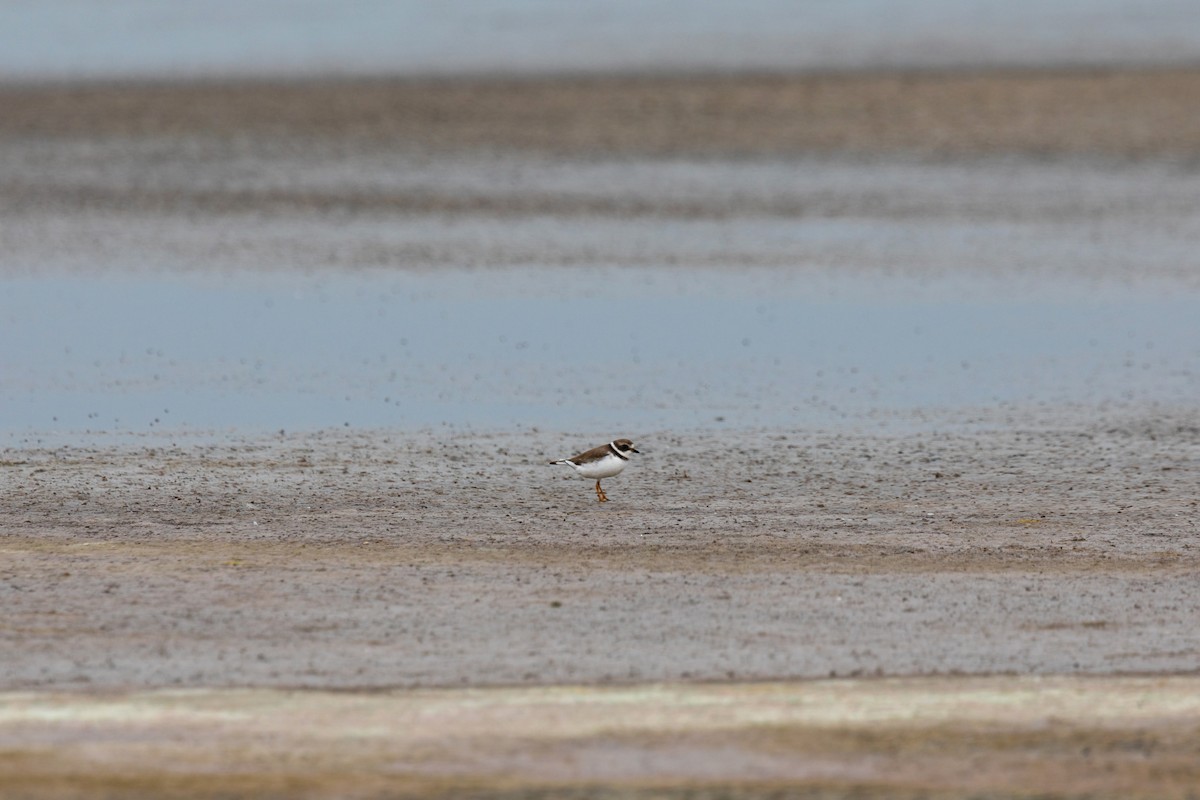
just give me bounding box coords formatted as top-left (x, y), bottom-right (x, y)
top-left (571, 454), bottom-right (627, 480)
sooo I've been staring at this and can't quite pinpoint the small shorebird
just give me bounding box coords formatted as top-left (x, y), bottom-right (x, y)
top-left (550, 438), bottom-right (640, 502)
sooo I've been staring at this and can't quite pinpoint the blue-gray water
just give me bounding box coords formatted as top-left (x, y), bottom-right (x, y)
top-left (2, 0), bottom-right (1200, 81)
top-left (3, 269), bottom-right (1197, 439)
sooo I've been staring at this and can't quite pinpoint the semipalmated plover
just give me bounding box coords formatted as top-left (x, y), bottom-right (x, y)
top-left (550, 438), bottom-right (640, 502)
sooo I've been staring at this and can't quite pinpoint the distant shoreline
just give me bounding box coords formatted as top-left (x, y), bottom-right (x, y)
top-left (4, 66), bottom-right (1200, 157)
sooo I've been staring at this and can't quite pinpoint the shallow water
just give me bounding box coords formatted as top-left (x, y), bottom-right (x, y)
top-left (2, 0), bottom-right (1199, 80)
top-left (2, 268), bottom-right (1196, 439)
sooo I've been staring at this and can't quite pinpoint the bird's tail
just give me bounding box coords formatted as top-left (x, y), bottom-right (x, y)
top-left (549, 459), bottom-right (568, 465)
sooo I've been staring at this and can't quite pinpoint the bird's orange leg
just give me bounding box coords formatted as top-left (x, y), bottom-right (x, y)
top-left (595, 480), bottom-right (608, 502)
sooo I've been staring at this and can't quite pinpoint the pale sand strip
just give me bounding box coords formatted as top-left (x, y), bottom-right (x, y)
top-left (3, 676), bottom-right (1199, 797)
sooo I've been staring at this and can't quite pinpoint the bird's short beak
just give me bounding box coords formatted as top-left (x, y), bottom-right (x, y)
top-left (631, 447), bottom-right (641, 454)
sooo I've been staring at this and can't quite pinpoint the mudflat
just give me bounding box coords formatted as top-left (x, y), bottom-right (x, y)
top-left (4, 419), bottom-right (1200, 690)
top-left (3, 67), bottom-right (1200, 797)
top-left (3, 418), bottom-right (1200, 797)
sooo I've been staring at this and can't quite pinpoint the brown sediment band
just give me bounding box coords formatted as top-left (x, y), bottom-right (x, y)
top-left (3, 67), bottom-right (1200, 157)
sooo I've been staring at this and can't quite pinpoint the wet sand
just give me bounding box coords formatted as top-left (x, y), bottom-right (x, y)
top-left (4, 67), bottom-right (1200, 796)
